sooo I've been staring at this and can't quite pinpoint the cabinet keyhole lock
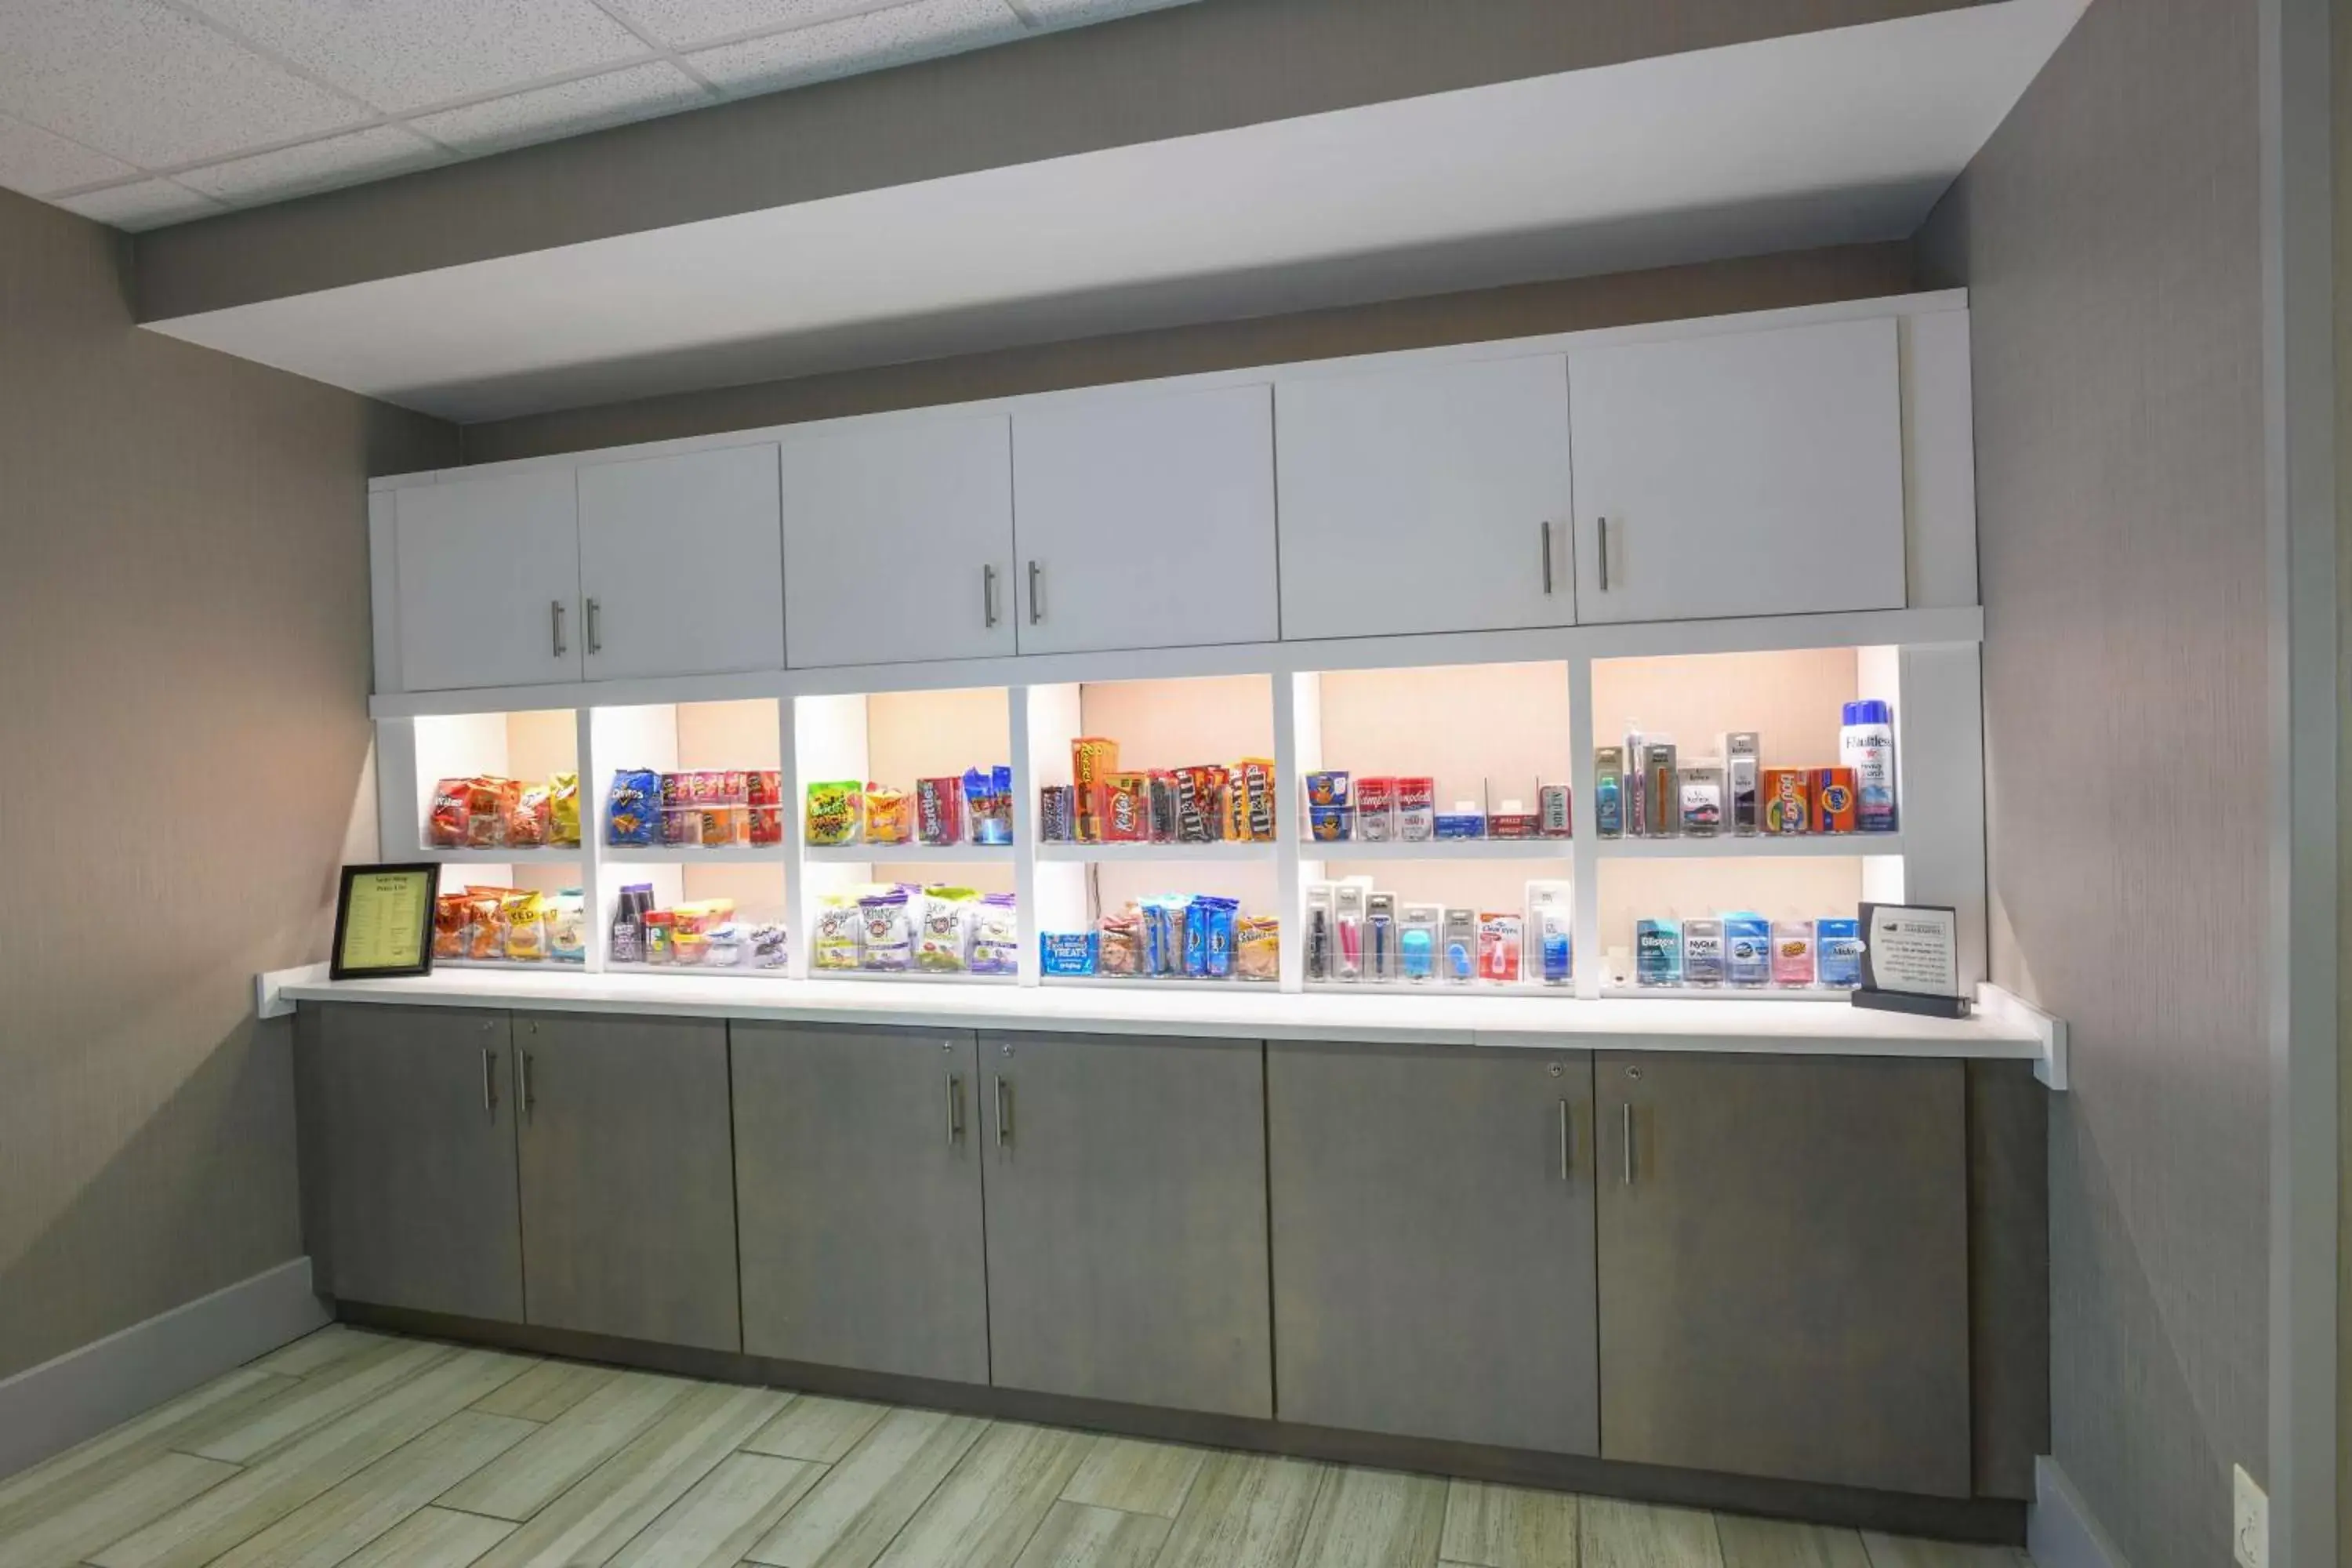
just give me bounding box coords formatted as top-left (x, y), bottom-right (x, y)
top-left (1547, 1062), bottom-right (1563, 1078)
top-left (1624, 1065), bottom-right (1642, 1080)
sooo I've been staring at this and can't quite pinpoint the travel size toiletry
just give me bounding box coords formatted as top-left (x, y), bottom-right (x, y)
top-left (1333, 882), bottom-right (1365, 982)
top-left (1723, 912), bottom-right (1771, 987)
top-left (1817, 917), bottom-right (1864, 988)
top-left (1526, 880), bottom-right (1573, 987)
top-left (1622, 729), bottom-right (1650, 836)
top-left (1644, 741), bottom-right (1679, 837)
top-left (1770, 920), bottom-right (1816, 987)
top-left (1366, 891), bottom-right (1397, 983)
top-left (1400, 904), bottom-right (1442, 983)
top-left (1305, 884), bottom-right (1334, 982)
top-left (1841, 700), bottom-right (1898, 831)
top-left (1725, 732), bottom-right (1760, 837)
top-left (1478, 913), bottom-right (1523, 983)
top-left (1678, 761), bottom-right (1723, 837)
top-left (1442, 908), bottom-right (1478, 985)
top-left (1537, 783), bottom-right (1572, 837)
top-left (1595, 746), bottom-right (1624, 838)
top-left (1635, 918), bottom-right (1682, 986)
top-left (1682, 917), bottom-right (1726, 986)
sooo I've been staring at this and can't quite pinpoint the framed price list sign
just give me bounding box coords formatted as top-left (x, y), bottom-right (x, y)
top-left (330, 863), bottom-right (441, 981)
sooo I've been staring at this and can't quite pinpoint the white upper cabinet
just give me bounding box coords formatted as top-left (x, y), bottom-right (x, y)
top-left (1276, 354), bottom-right (1576, 641)
top-left (576, 445), bottom-right (785, 681)
top-left (1569, 318), bottom-right (1907, 625)
top-left (394, 469), bottom-right (583, 692)
top-left (1011, 384), bottom-right (1280, 655)
top-left (781, 415), bottom-right (1016, 669)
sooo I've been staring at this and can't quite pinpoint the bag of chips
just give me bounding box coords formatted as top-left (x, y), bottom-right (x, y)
top-left (502, 891), bottom-right (547, 961)
top-left (859, 886), bottom-right (913, 971)
top-left (427, 779), bottom-right (470, 848)
top-left (605, 768), bottom-right (659, 846)
top-left (507, 784), bottom-right (551, 848)
top-left (968, 894), bottom-right (1019, 976)
top-left (916, 887), bottom-right (975, 972)
top-left (813, 895), bottom-right (862, 970)
top-left (432, 893), bottom-right (471, 958)
top-left (1236, 916), bottom-right (1279, 982)
top-left (548, 773), bottom-right (581, 847)
top-left (546, 891), bottom-right (586, 964)
top-left (463, 889), bottom-right (506, 961)
top-left (466, 777), bottom-right (516, 848)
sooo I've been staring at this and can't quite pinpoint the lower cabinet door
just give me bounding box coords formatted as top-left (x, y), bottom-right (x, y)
top-left (979, 1033), bottom-right (1272, 1417)
top-left (1595, 1053), bottom-right (1971, 1497)
top-left (732, 1023), bottom-right (989, 1384)
top-left (514, 1013), bottom-right (740, 1352)
top-left (1267, 1042), bottom-right (1599, 1454)
top-left (305, 1004), bottom-right (524, 1323)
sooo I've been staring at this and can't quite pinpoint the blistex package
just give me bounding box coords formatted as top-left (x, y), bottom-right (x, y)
top-left (1636, 917), bottom-right (1682, 985)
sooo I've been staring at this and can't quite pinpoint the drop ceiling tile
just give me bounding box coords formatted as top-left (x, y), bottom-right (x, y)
top-left (53, 177), bottom-right (225, 230)
top-left (689, 0), bottom-right (1024, 95)
top-left (0, 0), bottom-right (368, 167)
top-left (0, 111), bottom-right (138, 196)
top-left (176, 124), bottom-right (447, 206)
top-left (411, 60), bottom-right (713, 155)
top-left (604, 0), bottom-right (873, 49)
top-left (180, 0), bottom-right (651, 114)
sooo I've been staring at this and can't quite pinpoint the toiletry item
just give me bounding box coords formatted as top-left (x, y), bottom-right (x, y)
top-left (1678, 762), bottom-right (1724, 837)
top-left (1400, 904), bottom-right (1441, 983)
top-left (1442, 908), bottom-right (1478, 985)
top-left (1305, 885), bottom-right (1334, 983)
top-left (1635, 918), bottom-right (1682, 986)
top-left (1434, 804), bottom-right (1486, 839)
top-left (1723, 913), bottom-right (1772, 988)
top-left (1526, 881), bottom-right (1573, 987)
top-left (1477, 913), bottom-right (1523, 983)
top-left (1366, 892), bottom-right (1397, 983)
top-left (1537, 783), bottom-right (1573, 838)
top-left (1682, 917), bottom-right (1726, 986)
top-left (1810, 767), bottom-right (1858, 833)
top-left (1489, 799), bottom-right (1539, 839)
top-left (1841, 700), bottom-right (1898, 831)
top-left (1595, 747), bottom-right (1624, 838)
top-left (1333, 883), bottom-right (1366, 982)
top-left (1396, 777), bottom-right (1436, 841)
top-left (1644, 741), bottom-right (1679, 837)
top-left (1817, 917), bottom-right (1864, 988)
top-left (1355, 777), bottom-right (1396, 842)
top-left (1762, 768), bottom-right (1810, 833)
top-left (1725, 732), bottom-right (1761, 837)
top-left (1770, 921), bottom-right (1817, 988)
top-left (1622, 730), bottom-right (1650, 837)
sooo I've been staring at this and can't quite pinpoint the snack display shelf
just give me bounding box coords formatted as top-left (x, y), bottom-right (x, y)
top-left (602, 845), bottom-right (786, 866)
top-left (1597, 984), bottom-right (1857, 1003)
top-left (1305, 981), bottom-right (1577, 998)
top-left (607, 962), bottom-right (793, 980)
top-left (437, 958), bottom-right (589, 974)
top-left (809, 968), bottom-right (1021, 985)
top-left (1594, 833), bottom-right (1904, 859)
top-left (804, 844), bottom-right (1015, 864)
top-left (416, 847), bottom-right (585, 865)
top-left (1298, 839), bottom-right (1574, 861)
top-left (1039, 975), bottom-right (1283, 993)
top-left (1036, 841), bottom-right (1279, 863)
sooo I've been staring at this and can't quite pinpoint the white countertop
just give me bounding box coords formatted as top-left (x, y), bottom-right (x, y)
top-left (262, 964), bottom-right (2059, 1071)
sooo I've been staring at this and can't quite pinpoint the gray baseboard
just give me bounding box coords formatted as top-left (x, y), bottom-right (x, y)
top-left (2029, 1455), bottom-right (2130, 1568)
top-left (338, 1300), bottom-right (2027, 1546)
top-left (0, 1257), bottom-right (330, 1481)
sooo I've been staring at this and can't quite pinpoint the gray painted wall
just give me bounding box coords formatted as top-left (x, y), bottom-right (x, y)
top-left (460, 241), bottom-right (1916, 463)
top-left (0, 189), bottom-right (456, 1381)
top-left (130, 0), bottom-right (1980, 323)
top-left (1918, 0), bottom-right (2270, 1563)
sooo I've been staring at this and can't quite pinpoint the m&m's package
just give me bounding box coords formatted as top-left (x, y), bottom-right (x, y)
top-left (604, 768), bottom-right (660, 846)
top-left (1229, 760), bottom-right (1278, 841)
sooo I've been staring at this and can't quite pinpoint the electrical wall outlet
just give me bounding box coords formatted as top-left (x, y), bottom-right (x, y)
top-left (2232, 1464), bottom-right (2268, 1568)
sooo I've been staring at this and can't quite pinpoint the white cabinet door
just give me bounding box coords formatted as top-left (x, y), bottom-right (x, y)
top-left (576, 444), bottom-right (785, 681)
top-left (781, 415), bottom-right (1014, 668)
top-left (1011, 384), bottom-right (1279, 654)
top-left (1276, 354), bottom-right (1575, 640)
top-left (393, 470), bottom-right (581, 691)
top-left (1570, 318), bottom-right (1906, 625)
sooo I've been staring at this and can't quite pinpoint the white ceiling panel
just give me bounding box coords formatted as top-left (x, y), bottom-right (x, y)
top-left (603, 0), bottom-right (876, 49)
top-left (690, 0), bottom-right (1025, 96)
top-left (176, 125), bottom-right (447, 205)
top-left (178, 0), bottom-right (650, 114)
top-left (54, 177), bottom-right (225, 229)
top-left (0, 111), bottom-right (136, 196)
top-left (1014, 0), bottom-right (1189, 21)
top-left (0, 0), bottom-right (368, 167)
top-left (150, 0), bottom-right (2089, 423)
top-left (411, 61), bottom-right (716, 156)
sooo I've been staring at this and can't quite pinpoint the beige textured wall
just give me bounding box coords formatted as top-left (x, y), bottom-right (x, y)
top-left (0, 189), bottom-right (456, 1380)
top-left (1918, 0), bottom-right (2269, 1558)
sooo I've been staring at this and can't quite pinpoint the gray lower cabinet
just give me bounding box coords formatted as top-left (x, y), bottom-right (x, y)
top-left (731, 1023), bottom-right (989, 1384)
top-left (303, 1004), bottom-right (524, 1323)
top-left (514, 1012), bottom-right (740, 1352)
top-left (1595, 1052), bottom-right (1972, 1497)
top-left (1267, 1042), bottom-right (1599, 1454)
top-left (979, 1032), bottom-right (1272, 1418)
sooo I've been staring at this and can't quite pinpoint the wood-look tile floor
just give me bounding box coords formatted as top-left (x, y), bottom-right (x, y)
top-left (0, 1327), bottom-right (2035, 1568)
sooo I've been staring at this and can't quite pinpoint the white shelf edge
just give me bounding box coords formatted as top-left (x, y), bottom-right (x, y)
top-left (1593, 833), bottom-right (1905, 859)
top-left (1036, 842), bottom-right (1279, 862)
top-left (804, 844), bottom-right (1016, 862)
top-left (1598, 984), bottom-right (1858, 1002)
top-left (1301, 838), bottom-right (1576, 861)
top-left (602, 846), bottom-right (787, 866)
top-left (412, 847), bottom-right (587, 863)
top-left (1976, 982), bottom-right (2069, 1090)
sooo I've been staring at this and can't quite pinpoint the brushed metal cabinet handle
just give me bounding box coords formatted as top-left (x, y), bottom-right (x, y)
top-left (947, 1073), bottom-right (963, 1146)
top-left (1599, 517), bottom-right (1611, 593)
top-left (982, 564), bottom-right (998, 628)
top-left (1558, 1098), bottom-right (1570, 1180)
top-left (1026, 561), bottom-right (1043, 625)
top-left (1541, 521), bottom-right (1555, 595)
top-left (483, 1047), bottom-right (497, 1118)
top-left (586, 597), bottom-right (603, 655)
top-left (550, 600), bottom-right (566, 657)
top-left (994, 1075), bottom-right (1011, 1148)
top-left (1620, 1102), bottom-right (1634, 1185)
